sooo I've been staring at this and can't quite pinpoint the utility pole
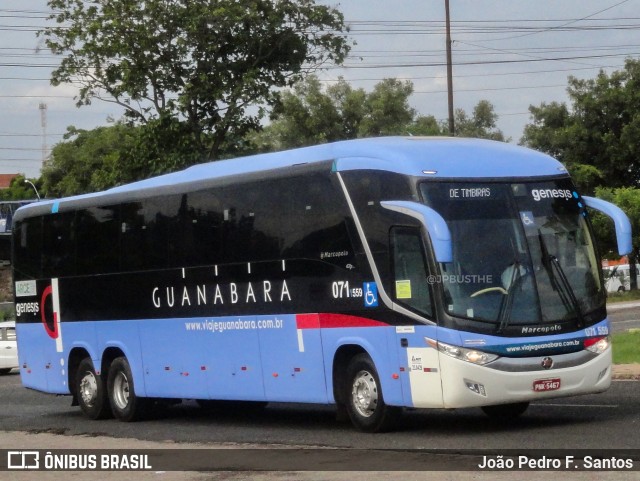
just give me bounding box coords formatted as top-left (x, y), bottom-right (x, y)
top-left (445, 0), bottom-right (455, 136)
top-left (39, 102), bottom-right (48, 166)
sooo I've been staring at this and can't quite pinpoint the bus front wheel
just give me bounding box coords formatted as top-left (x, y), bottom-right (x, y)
top-left (345, 354), bottom-right (401, 432)
top-left (76, 357), bottom-right (111, 420)
top-left (107, 356), bottom-right (147, 422)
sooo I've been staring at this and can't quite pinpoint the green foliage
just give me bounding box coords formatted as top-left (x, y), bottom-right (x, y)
top-left (0, 175), bottom-right (41, 201)
top-left (248, 75), bottom-right (505, 151)
top-left (590, 187), bottom-right (640, 260)
top-left (454, 100), bottom-right (508, 141)
top-left (41, 0), bottom-right (351, 167)
top-left (41, 125), bottom-right (138, 197)
top-left (357, 78), bottom-right (416, 137)
top-left (521, 59), bottom-right (640, 193)
top-left (521, 60), bottom-right (640, 272)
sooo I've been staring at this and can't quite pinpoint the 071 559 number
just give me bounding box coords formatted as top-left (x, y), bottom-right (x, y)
top-left (331, 281), bottom-right (363, 299)
top-left (584, 325), bottom-right (609, 337)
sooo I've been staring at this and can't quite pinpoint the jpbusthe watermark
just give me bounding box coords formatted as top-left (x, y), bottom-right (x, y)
top-left (426, 274), bottom-right (493, 285)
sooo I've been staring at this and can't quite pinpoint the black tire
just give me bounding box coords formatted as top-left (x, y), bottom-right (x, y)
top-left (481, 401), bottom-right (530, 420)
top-left (344, 353), bottom-right (401, 432)
top-left (107, 356), bottom-right (148, 422)
top-left (76, 357), bottom-right (111, 420)
top-left (618, 286), bottom-right (626, 292)
top-left (0, 368), bottom-right (12, 375)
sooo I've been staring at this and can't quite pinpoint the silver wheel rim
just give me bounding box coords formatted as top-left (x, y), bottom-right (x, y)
top-left (351, 369), bottom-right (378, 418)
top-left (79, 371), bottom-right (98, 407)
top-left (112, 371), bottom-right (130, 410)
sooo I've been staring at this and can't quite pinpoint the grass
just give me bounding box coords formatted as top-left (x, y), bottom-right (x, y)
top-left (612, 330), bottom-right (640, 364)
top-left (607, 289), bottom-right (640, 303)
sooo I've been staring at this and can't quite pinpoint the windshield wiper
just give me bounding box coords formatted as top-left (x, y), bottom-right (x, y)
top-left (496, 260), bottom-right (522, 333)
top-left (538, 231), bottom-right (585, 327)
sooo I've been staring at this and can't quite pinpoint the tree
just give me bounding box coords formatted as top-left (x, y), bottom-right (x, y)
top-left (41, 0), bottom-right (351, 172)
top-left (252, 75), bottom-right (351, 150)
top-left (0, 175), bottom-right (41, 201)
top-left (521, 59), bottom-right (640, 193)
top-left (249, 75), bottom-right (506, 151)
top-left (357, 78), bottom-right (417, 137)
top-left (454, 100), bottom-right (508, 141)
top-left (590, 186), bottom-right (640, 289)
top-left (521, 60), bottom-right (640, 284)
top-left (591, 187), bottom-right (640, 259)
top-left (41, 124), bottom-right (139, 197)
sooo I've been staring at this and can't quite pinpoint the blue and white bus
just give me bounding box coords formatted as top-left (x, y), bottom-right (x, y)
top-left (12, 137), bottom-right (631, 432)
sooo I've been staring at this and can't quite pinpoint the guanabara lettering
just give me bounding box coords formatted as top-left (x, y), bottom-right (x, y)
top-left (151, 280), bottom-right (292, 308)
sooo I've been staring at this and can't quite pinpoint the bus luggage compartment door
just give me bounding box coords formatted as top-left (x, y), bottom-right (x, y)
top-left (259, 314), bottom-right (328, 403)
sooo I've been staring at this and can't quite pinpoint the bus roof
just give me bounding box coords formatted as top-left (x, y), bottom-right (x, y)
top-left (17, 137), bottom-right (567, 215)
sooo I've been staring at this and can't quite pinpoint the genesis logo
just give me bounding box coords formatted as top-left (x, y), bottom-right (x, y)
top-left (531, 188), bottom-right (575, 202)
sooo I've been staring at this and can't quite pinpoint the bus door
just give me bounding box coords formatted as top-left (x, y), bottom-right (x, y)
top-left (390, 226), bottom-right (444, 408)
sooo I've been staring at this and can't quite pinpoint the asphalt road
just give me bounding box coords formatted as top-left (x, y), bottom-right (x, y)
top-left (0, 302), bottom-right (637, 479)
top-left (0, 300), bottom-right (636, 451)
top-left (607, 300), bottom-right (640, 332)
top-left (0, 370), bottom-right (638, 451)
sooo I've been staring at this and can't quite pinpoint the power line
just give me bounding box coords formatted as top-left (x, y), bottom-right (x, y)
top-left (476, 0), bottom-right (632, 42)
top-left (337, 52), bottom-right (640, 69)
top-left (0, 133), bottom-right (65, 137)
top-left (318, 64), bottom-right (623, 83)
top-left (0, 147), bottom-right (46, 151)
top-left (414, 84), bottom-right (567, 95)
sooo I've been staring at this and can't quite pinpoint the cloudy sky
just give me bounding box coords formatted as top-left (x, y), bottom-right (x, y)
top-left (2, 0), bottom-right (639, 178)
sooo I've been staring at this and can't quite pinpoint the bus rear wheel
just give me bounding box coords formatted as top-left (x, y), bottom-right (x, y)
top-left (345, 354), bottom-right (401, 432)
top-left (76, 357), bottom-right (111, 420)
top-left (107, 356), bottom-right (147, 422)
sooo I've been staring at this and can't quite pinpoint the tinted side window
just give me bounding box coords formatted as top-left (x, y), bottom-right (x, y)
top-left (284, 173), bottom-right (354, 266)
top-left (180, 190), bottom-right (225, 267)
top-left (121, 196), bottom-right (182, 271)
top-left (13, 217), bottom-right (42, 280)
top-left (77, 206), bottom-right (120, 275)
top-left (391, 226), bottom-right (433, 317)
top-left (343, 171), bottom-right (414, 253)
top-left (220, 182), bottom-right (287, 263)
top-left (42, 212), bottom-right (76, 278)
top-left (121, 202), bottom-right (147, 271)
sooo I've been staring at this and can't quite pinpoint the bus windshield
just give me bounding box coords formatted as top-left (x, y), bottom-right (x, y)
top-left (420, 179), bottom-right (605, 329)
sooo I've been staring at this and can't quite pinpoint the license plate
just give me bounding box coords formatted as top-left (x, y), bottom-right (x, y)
top-left (533, 378), bottom-right (561, 392)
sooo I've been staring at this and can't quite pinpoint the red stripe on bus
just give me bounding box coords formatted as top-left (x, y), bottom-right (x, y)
top-left (40, 285), bottom-right (58, 340)
top-left (296, 313), bottom-right (387, 329)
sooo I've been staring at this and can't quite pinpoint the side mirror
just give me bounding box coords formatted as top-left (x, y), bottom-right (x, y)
top-left (583, 196), bottom-right (632, 256)
top-left (381, 200), bottom-right (453, 263)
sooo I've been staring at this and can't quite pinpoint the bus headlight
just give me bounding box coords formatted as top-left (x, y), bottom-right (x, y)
top-left (426, 338), bottom-right (499, 365)
top-left (584, 336), bottom-right (609, 354)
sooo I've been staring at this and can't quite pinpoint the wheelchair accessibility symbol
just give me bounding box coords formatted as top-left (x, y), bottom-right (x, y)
top-left (520, 211), bottom-right (535, 226)
top-left (363, 282), bottom-right (378, 307)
